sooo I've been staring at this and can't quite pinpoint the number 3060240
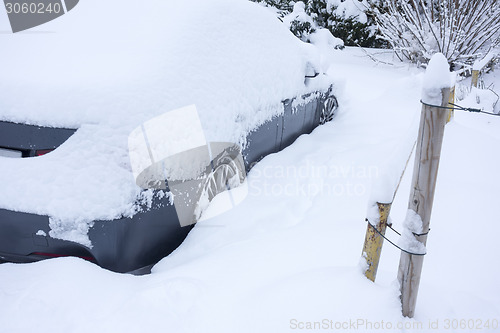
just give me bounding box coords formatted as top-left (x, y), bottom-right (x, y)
top-left (5, 2), bottom-right (62, 14)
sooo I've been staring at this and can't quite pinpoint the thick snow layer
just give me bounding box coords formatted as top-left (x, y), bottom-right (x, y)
top-left (1, 47), bottom-right (499, 333)
top-left (0, 0), bottom-right (329, 129)
top-left (0, 0), bottom-right (335, 243)
top-left (422, 53), bottom-right (454, 104)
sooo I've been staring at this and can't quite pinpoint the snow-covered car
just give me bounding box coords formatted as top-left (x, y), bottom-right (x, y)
top-left (0, 0), bottom-right (338, 273)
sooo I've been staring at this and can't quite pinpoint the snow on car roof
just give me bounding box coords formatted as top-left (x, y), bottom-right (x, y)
top-left (0, 0), bottom-right (330, 130)
top-left (0, 0), bottom-right (334, 246)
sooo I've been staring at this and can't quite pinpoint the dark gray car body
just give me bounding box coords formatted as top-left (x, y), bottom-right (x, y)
top-left (0, 88), bottom-right (337, 273)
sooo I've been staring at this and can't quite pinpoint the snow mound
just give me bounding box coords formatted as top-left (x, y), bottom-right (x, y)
top-left (422, 53), bottom-right (454, 105)
top-left (398, 209), bottom-right (426, 255)
top-left (460, 87), bottom-right (499, 114)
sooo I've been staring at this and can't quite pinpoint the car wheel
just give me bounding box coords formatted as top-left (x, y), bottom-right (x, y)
top-left (194, 144), bottom-right (246, 221)
top-left (319, 95), bottom-right (338, 124)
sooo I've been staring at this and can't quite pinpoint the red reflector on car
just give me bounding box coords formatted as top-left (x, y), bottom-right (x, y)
top-left (35, 149), bottom-right (54, 156)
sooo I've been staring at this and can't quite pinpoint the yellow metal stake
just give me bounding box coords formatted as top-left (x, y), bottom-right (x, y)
top-left (471, 70), bottom-right (479, 88)
top-left (447, 85), bottom-right (455, 123)
top-left (362, 202), bottom-right (392, 282)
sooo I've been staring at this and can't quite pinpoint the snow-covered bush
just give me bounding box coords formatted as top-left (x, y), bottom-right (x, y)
top-left (369, 0), bottom-right (500, 68)
top-left (252, 0), bottom-right (382, 48)
top-left (325, 14), bottom-right (378, 47)
top-left (307, 0), bottom-right (383, 47)
top-left (282, 2), bottom-right (344, 49)
top-left (283, 2), bottom-right (317, 42)
top-left (252, 0), bottom-right (293, 14)
top-left (307, 0), bottom-right (386, 47)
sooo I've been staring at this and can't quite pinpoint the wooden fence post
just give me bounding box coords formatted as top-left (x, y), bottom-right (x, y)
top-left (398, 87), bottom-right (451, 318)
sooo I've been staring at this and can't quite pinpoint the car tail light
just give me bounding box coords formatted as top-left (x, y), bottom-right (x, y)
top-left (35, 149), bottom-right (54, 156)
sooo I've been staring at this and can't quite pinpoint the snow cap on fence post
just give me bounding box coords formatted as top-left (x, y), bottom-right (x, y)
top-left (422, 53), bottom-right (454, 105)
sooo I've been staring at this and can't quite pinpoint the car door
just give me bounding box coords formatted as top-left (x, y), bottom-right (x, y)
top-left (242, 115), bottom-right (282, 170)
top-left (280, 94), bottom-right (320, 150)
top-left (242, 92), bottom-right (325, 170)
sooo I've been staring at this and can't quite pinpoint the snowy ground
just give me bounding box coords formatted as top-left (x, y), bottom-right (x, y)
top-left (1, 47), bottom-right (499, 333)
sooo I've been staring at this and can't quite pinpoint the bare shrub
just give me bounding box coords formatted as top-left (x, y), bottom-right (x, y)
top-left (369, 0), bottom-right (500, 68)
